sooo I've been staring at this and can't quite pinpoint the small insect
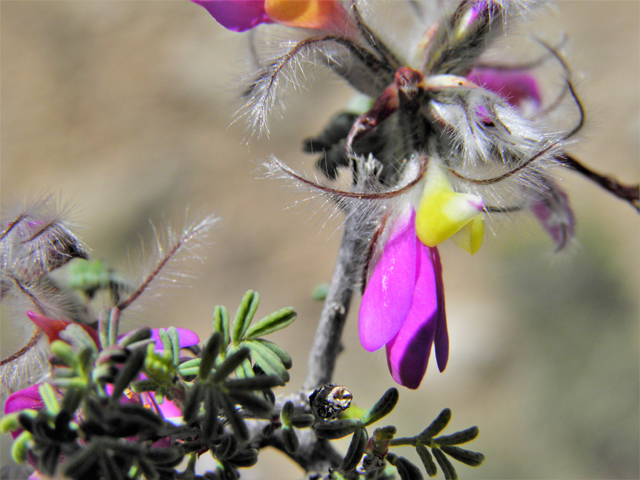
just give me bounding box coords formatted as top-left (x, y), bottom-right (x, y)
top-left (309, 383), bottom-right (353, 420)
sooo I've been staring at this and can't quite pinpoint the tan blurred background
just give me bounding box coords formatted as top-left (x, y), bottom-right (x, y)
top-left (1, 1), bottom-right (638, 479)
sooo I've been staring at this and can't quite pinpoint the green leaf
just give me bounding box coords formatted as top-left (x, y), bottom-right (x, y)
top-left (39, 383), bottom-right (61, 415)
top-left (245, 341), bottom-right (288, 384)
top-left (416, 444), bottom-right (437, 477)
top-left (280, 401), bottom-right (295, 426)
top-left (228, 448), bottom-right (258, 468)
top-left (225, 375), bottom-right (284, 391)
top-left (252, 338), bottom-right (292, 369)
top-left (199, 332), bottom-right (223, 380)
top-left (290, 414), bottom-right (315, 429)
top-left (215, 389), bottom-right (249, 442)
top-left (432, 448), bottom-right (457, 480)
top-left (213, 305), bottom-right (231, 351)
top-left (111, 347), bottom-right (146, 402)
top-left (228, 391), bottom-right (273, 418)
top-left (418, 408), bottom-right (451, 441)
top-left (434, 427), bottom-right (478, 446)
top-left (440, 445), bottom-right (485, 467)
top-left (340, 426), bottom-right (368, 472)
top-left (281, 426), bottom-right (299, 454)
top-left (210, 347), bottom-right (251, 384)
top-left (395, 456), bottom-right (424, 480)
top-left (183, 383), bottom-right (203, 424)
top-left (117, 327), bottom-right (152, 348)
top-left (232, 290), bottom-right (260, 344)
top-left (11, 431), bottom-right (32, 464)
top-left (360, 388), bottom-right (398, 426)
top-left (245, 307), bottom-right (296, 340)
top-left (313, 419), bottom-right (360, 440)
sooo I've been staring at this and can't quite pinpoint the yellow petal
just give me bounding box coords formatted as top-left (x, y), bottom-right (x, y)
top-left (265, 0), bottom-right (347, 30)
top-left (415, 163), bottom-right (484, 249)
top-left (450, 216), bottom-right (484, 255)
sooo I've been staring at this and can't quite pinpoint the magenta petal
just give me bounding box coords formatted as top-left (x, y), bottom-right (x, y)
top-left (151, 328), bottom-right (200, 350)
top-left (4, 384), bottom-right (44, 415)
top-left (467, 67), bottom-right (541, 109)
top-left (529, 180), bottom-right (575, 251)
top-left (359, 210), bottom-right (417, 352)
top-left (4, 384), bottom-right (45, 439)
top-left (430, 247), bottom-right (448, 372)
top-left (385, 242), bottom-right (439, 389)
top-left (191, 1), bottom-right (272, 32)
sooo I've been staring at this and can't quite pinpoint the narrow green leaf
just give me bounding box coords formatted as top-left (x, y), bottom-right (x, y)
top-left (434, 427), bottom-right (479, 446)
top-left (416, 444), bottom-right (437, 477)
top-left (228, 448), bottom-right (258, 468)
top-left (98, 310), bottom-right (109, 349)
top-left (202, 388), bottom-right (219, 443)
top-left (360, 388), bottom-right (398, 426)
top-left (245, 341), bottom-right (288, 384)
top-left (224, 375), bottom-right (284, 391)
top-left (183, 383), bottom-right (204, 424)
top-left (228, 391), bottom-right (273, 418)
top-left (313, 419), bottom-right (359, 440)
top-left (50, 340), bottom-right (77, 368)
top-left (210, 347), bottom-right (251, 384)
top-left (200, 332), bottom-right (223, 380)
top-left (11, 431), bottom-right (32, 464)
top-left (158, 329), bottom-right (172, 354)
top-left (418, 408), bottom-right (451, 441)
top-left (213, 305), bottom-right (231, 350)
top-left (290, 414), bottom-right (314, 429)
top-left (440, 446), bottom-right (485, 467)
top-left (231, 290), bottom-right (260, 344)
top-left (167, 326), bottom-right (181, 366)
top-left (245, 307), bottom-right (296, 340)
top-left (280, 401), bottom-right (295, 426)
top-left (253, 339), bottom-right (292, 369)
top-left (215, 389), bottom-right (249, 442)
top-left (281, 426), bottom-right (299, 454)
top-left (432, 448), bottom-right (457, 480)
top-left (108, 308), bottom-right (120, 347)
top-left (340, 426), bottom-right (368, 472)
top-left (117, 327), bottom-right (152, 348)
top-left (39, 383), bottom-right (61, 415)
top-left (111, 347), bottom-right (146, 402)
top-left (395, 456), bottom-right (424, 480)
top-left (62, 442), bottom-right (101, 478)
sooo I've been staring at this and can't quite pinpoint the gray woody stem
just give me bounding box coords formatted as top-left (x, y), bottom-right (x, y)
top-left (303, 212), bottom-right (364, 391)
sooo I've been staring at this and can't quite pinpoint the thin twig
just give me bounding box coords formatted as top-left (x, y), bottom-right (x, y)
top-left (558, 154), bottom-right (640, 212)
top-left (303, 211), bottom-right (364, 391)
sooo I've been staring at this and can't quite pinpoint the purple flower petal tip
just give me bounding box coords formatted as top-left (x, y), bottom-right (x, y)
top-left (151, 328), bottom-right (200, 350)
top-left (191, 0), bottom-right (272, 32)
top-left (359, 211), bottom-right (417, 352)
top-left (468, 67), bottom-right (541, 109)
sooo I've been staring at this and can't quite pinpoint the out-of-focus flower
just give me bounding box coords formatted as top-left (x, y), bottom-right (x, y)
top-left (359, 208), bottom-right (448, 390)
top-left (191, 0), bottom-right (350, 32)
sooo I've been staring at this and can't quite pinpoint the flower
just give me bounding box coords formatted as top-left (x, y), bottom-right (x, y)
top-left (359, 208), bottom-right (449, 390)
top-left (191, 0), bottom-right (350, 32)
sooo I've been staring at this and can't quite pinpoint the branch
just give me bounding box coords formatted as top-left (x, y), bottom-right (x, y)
top-left (558, 154), bottom-right (640, 212)
top-left (303, 213), bottom-right (364, 391)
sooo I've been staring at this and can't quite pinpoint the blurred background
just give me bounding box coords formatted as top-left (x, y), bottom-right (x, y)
top-left (1, 1), bottom-right (638, 479)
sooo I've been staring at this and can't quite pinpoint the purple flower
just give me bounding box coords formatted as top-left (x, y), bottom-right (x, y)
top-left (467, 67), bottom-right (541, 110)
top-left (359, 208), bottom-right (448, 390)
top-left (150, 328), bottom-right (200, 351)
top-left (4, 385), bottom-right (47, 439)
top-left (191, 0), bottom-right (351, 32)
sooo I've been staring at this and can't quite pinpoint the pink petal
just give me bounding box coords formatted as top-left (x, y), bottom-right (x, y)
top-left (26, 311), bottom-right (101, 348)
top-left (385, 242), bottom-right (440, 389)
top-left (431, 247), bottom-right (448, 372)
top-left (4, 384), bottom-right (44, 415)
top-left (151, 328), bottom-right (200, 350)
top-left (359, 210), bottom-right (417, 352)
top-left (191, 1), bottom-right (273, 32)
top-left (4, 384), bottom-right (45, 439)
top-left (529, 179), bottom-right (575, 251)
top-left (467, 67), bottom-right (541, 109)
